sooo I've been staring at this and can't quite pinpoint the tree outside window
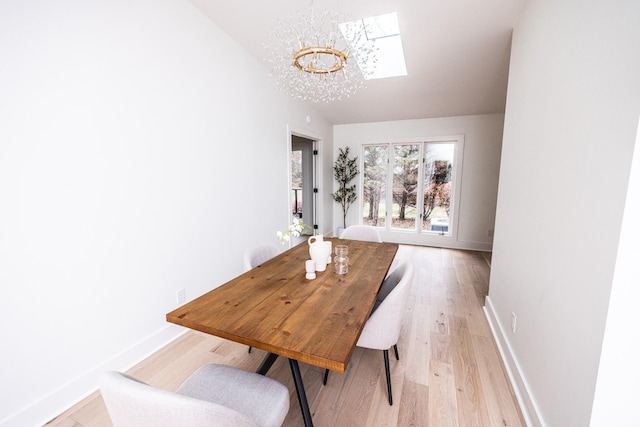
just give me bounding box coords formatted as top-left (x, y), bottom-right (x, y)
top-left (422, 144), bottom-right (454, 232)
top-left (391, 144), bottom-right (419, 229)
top-left (362, 145), bottom-right (388, 226)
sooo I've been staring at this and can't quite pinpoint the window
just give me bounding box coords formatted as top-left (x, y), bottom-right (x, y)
top-left (391, 144), bottom-right (419, 230)
top-left (362, 145), bottom-right (388, 226)
top-left (422, 143), bottom-right (455, 233)
top-left (339, 12), bottom-right (408, 80)
top-left (361, 136), bottom-right (464, 236)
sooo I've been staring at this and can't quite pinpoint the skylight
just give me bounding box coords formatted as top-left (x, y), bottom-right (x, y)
top-left (340, 12), bottom-right (408, 80)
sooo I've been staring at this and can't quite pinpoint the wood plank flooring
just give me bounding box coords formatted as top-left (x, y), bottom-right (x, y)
top-left (45, 245), bottom-right (524, 427)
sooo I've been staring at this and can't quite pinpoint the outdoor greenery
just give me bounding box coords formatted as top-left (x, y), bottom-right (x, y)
top-left (291, 150), bottom-right (302, 215)
top-left (362, 203), bottom-right (448, 229)
top-left (393, 145), bottom-right (419, 221)
top-left (423, 159), bottom-right (452, 219)
top-left (362, 143), bottom-right (453, 231)
top-left (362, 146), bottom-right (387, 226)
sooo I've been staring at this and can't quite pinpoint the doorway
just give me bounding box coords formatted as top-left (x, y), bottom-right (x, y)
top-left (291, 135), bottom-right (316, 233)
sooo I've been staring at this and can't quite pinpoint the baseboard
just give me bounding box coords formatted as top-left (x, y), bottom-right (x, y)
top-left (1, 325), bottom-right (186, 427)
top-left (483, 296), bottom-right (545, 427)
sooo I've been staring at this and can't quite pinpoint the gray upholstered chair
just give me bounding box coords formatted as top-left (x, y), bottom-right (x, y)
top-left (100, 364), bottom-right (290, 427)
top-left (243, 244), bottom-right (280, 353)
top-left (339, 225), bottom-right (383, 242)
top-left (323, 262), bottom-right (414, 406)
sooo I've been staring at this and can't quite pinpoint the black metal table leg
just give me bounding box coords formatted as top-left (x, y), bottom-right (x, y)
top-left (383, 349), bottom-right (393, 405)
top-left (256, 352), bottom-right (279, 375)
top-left (289, 359), bottom-right (314, 427)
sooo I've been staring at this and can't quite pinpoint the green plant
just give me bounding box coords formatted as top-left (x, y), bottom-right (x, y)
top-left (331, 147), bottom-right (359, 228)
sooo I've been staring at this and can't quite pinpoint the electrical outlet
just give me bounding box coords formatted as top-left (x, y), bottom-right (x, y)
top-left (511, 312), bottom-right (517, 333)
top-left (176, 288), bottom-right (186, 305)
top-left (487, 229), bottom-right (494, 238)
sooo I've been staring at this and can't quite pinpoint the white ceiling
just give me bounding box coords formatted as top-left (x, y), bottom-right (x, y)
top-left (188, 0), bottom-right (525, 124)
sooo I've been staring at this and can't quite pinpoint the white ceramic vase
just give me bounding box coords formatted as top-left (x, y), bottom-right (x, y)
top-left (308, 234), bottom-right (330, 272)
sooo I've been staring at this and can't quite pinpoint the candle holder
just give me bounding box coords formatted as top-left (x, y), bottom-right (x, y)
top-left (334, 245), bottom-right (349, 275)
top-left (305, 259), bottom-right (316, 280)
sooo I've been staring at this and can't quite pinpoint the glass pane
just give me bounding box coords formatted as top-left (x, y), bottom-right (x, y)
top-left (423, 143), bottom-right (454, 233)
top-left (362, 145), bottom-right (388, 227)
top-left (392, 144), bottom-right (419, 230)
top-left (291, 149), bottom-right (303, 218)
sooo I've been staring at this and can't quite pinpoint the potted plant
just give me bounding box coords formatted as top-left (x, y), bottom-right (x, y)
top-left (331, 147), bottom-right (359, 235)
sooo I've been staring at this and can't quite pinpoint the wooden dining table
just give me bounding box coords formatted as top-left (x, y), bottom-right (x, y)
top-left (166, 237), bottom-right (398, 427)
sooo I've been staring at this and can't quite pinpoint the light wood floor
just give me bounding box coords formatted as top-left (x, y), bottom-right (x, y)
top-left (46, 245), bottom-right (524, 427)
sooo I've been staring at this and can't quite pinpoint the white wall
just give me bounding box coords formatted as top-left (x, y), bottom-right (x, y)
top-left (486, 1), bottom-right (640, 426)
top-left (333, 114), bottom-right (504, 251)
top-left (0, 1), bottom-right (333, 425)
top-left (590, 119), bottom-right (640, 426)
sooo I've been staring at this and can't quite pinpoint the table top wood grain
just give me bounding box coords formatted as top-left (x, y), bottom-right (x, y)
top-left (166, 238), bottom-right (398, 373)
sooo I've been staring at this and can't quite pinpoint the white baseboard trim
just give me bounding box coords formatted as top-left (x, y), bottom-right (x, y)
top-left (1, 325), bottom-right (186, 427)
top-left (483, 296), bottom-right (545, 427)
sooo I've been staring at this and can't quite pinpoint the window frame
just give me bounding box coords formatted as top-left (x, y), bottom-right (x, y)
top-left (359, 135), bottom-right (465, 242)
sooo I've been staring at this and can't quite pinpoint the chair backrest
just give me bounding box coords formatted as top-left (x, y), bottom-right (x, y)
top-left (340, 225), bottom-right (383, 242)
top-left (356, 262), bottom-right (414, 351)
top-left (100, 371), bottom-right (256, 427)
top-left (243, 245), bottom-right (280, 272)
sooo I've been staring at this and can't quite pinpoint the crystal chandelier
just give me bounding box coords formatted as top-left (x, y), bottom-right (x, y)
top-left (265, 7), bottom-right (377, 103)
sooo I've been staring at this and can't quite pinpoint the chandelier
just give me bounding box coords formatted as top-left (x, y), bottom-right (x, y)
top-left (265, 7), bottom-right (377, 103)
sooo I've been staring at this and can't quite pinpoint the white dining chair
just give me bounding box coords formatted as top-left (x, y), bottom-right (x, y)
top-left (323, 262), bottom-right (414, 406)
top-left (243, 244), bottom-right (280, 353)
top-left (339, 225), bottom-right (383, 242)
top-left (100, 364), bottom-right (290, 427)
top-left (243, 244), bottom-right (280, 272)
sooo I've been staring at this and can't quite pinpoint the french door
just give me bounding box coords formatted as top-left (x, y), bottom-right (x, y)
top-left (361, 135), bottom-right (464, 235)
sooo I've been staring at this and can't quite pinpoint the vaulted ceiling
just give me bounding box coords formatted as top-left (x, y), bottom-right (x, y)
top-left (188, 0), bottom-right (525, 124)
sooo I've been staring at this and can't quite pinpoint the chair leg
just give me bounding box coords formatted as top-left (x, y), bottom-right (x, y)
top-left (248, 346), bottom-right (252, 353)
top-left (393, 344), bottom-right (399, 360)
top-left (323, 368), bottom-right (329, 385)
top-left (383, 349), bottom-right (393, 405)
